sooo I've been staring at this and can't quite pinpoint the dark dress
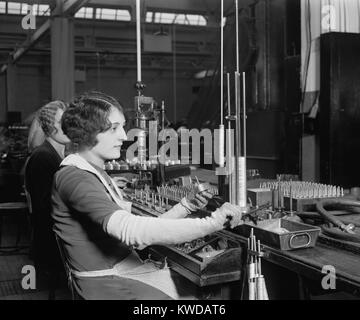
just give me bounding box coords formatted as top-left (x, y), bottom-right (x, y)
top-left (25, 140), bottom-right (63, 273)
top-left (51, 165), bottom-right (173, 300)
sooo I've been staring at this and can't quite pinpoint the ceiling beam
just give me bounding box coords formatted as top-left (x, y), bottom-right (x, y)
top-left (0, 0), bottom-right (90, 73)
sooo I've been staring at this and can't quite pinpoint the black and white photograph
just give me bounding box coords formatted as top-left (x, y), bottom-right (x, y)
top-left (0, 0), bottom-right (359, 304)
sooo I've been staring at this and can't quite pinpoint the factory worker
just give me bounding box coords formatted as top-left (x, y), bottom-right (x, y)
top-left (51, 91), bottom-right (243, 300)
top-left (27, 114), bottom-right (46, 153)
top-left (25, 100), bottom-right (71, 293)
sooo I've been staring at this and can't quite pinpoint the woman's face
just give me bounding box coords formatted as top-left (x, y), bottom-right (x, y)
top-left (53, 109), bottom-right (71, 145)
top-left (91, 107), bottom-right (127, 162)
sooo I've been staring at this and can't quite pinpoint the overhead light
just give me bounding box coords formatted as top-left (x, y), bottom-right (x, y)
top-left (194, 69), bottom-right (215, 79)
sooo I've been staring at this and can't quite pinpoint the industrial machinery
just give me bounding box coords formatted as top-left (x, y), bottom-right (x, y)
top-left (109, 0), bottom-right (360, 298)
top-left (105, 0), bottom-right (191, 188)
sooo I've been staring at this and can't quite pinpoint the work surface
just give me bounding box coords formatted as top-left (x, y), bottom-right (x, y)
top-left (193, 168), bottom-right (360, 292)
top-left (225, 229), bottom-right (360, 296)
top-left (130, 167), bottom-right (360, 297)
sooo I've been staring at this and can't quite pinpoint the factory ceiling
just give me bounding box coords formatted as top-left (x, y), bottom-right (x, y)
top-left (3, 0), bottom-right (236, 15)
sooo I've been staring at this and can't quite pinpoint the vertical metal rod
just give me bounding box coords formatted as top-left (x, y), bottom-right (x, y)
top-left (218, 0), bottom-right (225, 168)
top-left (173, 25), bottom-right (177, 124)
top-left (136, 0), bottom-right (141, 82)
top-left (220, 0), bottom-right (224, 124)
top-left (277, 176), bottom-right (281, 211)
top-left (227, 73), bottom-right (235, 204)
top-left (227, 74), bottom-right (231, 119)
top-left (242, 72), bottom-right (247, 160)
top-left (289, 180), bottom-right (293, 213)
top-left (234, 72), bottom-right (241, 205)
top-left (235, 0), bottom-right (239, 72)
top-left (161, 101), bottom-right (165, 131)
top-left (240, 72), bottom-right (247, 207)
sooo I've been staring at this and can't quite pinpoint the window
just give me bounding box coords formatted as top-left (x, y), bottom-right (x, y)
top-left (174, 14), bottom-right (186, 25)
top-left (147, 11), bottom-right (207, 26)
top-left (186, 14), bottom-right (207, 26)
top-left (115, 9), bottom-right (131, 21)
top-left (75, 7), bottom-right (93, 19)
top-left (95, 8), bottom-right (131, 21)
top-left (38, 4), bottom-right (50, 16)
top-left (96, 8), bottom-right (116, 20)
top-left (145, 11), bottom-right (153, 23)
top-left (7, 2), bottom-right (21, 14)
top-left (7, 2), bottom-right (50, 16)
top-left (155, 12), bottom-right (175, 24)
top-left (0, 1), bottom-right (6, 14)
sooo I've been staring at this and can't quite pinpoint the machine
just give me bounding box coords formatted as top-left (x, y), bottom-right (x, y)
top-left (107, 0), bottom-right (360, 299)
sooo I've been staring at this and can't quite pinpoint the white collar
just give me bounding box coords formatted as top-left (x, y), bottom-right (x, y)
top-left (60, 153), bottom-right (132, 212)
top-left (61, 153), bottom-right (100, 175)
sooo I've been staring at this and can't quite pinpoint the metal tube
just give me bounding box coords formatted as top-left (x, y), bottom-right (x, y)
top-left (242, 72), bottom-right (247, 159)
top-left (290, 180), bottom-right (293, 213)
top-left (161, 101), bottom-right (165, 131)
top-left (218, 0), bottom-right (225, 168)
top-left (221, 0), bottom-right (224, 124)
top-left (239, 75), bottom-right (247, 208)
top-left (173, 25), bottom-right (177, 124)
top-left (235, 0), bottom-right (239, 72)
top-left (136, 0), bottom-right (141, 82)
top-left (234, 72), bottom-right (241, 205)
top-left (227, 73), bottom-right (234, 204)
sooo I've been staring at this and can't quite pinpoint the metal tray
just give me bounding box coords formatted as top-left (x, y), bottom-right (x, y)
top-left (238, 218), bottom-right (321, 250)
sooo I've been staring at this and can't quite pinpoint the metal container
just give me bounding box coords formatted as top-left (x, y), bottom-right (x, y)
top-left (238, 218), bottom-right (321, 251)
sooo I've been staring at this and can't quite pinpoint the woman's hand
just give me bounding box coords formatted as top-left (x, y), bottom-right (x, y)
top-left (211, 202), bottom-right (244, 229)
top-left (180, 184), bottom-right (214, 212)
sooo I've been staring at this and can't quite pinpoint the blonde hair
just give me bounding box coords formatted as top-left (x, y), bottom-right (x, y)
top-left (27, 116), bottom-right (45, 152)
top-left (38, 100), bottom-right (67, 137)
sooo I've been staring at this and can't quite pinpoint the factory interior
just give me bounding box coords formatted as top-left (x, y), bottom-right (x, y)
top-left (0, 0), bottom-right (360, 301)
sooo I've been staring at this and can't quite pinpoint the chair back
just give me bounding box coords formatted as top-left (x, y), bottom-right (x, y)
top-left (54, 232), bottom-right (77, 300)
top-left (23, 157), bottom-right (33, 215)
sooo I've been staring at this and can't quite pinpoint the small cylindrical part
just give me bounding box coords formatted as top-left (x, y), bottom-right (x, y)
top-left (219, 124), bottom-right (225, 167)
top-left (238, 156), bottom-right (247, 208)
top-left (248, 263), bottom-right (256, 279)
top-left (248, 281), bottom-right (256, 300)
top-left (137, 130), bottom-right (146, 165)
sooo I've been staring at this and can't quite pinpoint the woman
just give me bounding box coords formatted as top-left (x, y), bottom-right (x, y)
top-left (52, 91), bottom-right (243, 300)
top-left (27, 113), bottom-right (46, 153)
top-left (25, 100), bottom-right (70, 292)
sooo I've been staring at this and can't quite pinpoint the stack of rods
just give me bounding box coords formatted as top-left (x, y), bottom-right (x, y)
top-left (218, 0), bottom-right (247, 210)
top-left (247, 229), bottom-right (269, 300)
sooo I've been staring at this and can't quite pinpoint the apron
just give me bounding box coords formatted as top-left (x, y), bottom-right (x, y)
top-left (60, 154), bottom-right (185, 300)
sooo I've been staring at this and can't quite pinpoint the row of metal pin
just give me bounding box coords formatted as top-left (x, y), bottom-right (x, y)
top-left (156, 184), bottom-right (218, 202)
top-left (260, 181), bottom-right (344, 199)
top-left (133, 189), bottom-right (170, 210)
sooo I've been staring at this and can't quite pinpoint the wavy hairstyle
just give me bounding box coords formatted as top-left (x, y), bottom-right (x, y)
top-left (38, 100), bottom-right (67, 137)
top-left (27, 115), bottom-right (45, 152)
top-left (62, 91), bottom-right (123, 150)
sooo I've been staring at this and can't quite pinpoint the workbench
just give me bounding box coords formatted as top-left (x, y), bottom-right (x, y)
top-left (128, 168), bottom-right (360, 299)
top-left (223, 229), bottom-right (360, 299)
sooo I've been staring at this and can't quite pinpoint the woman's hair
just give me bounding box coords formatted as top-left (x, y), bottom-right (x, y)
top-left (62, 91), bottom-right (123, 149)
top-left (38, 100), bottom-right (67, 137)
top-left (27, 116), bottom-right (45, 152)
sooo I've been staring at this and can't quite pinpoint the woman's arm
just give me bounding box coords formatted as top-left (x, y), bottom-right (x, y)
top-left (106, 202), bottom-right (242, 248)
